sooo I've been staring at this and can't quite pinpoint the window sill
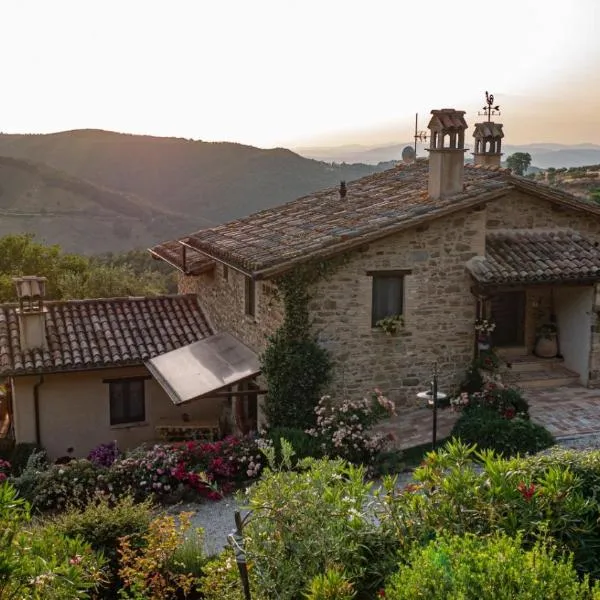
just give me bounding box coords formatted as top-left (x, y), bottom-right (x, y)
top-left (110, 421), bottom-right (150, 430)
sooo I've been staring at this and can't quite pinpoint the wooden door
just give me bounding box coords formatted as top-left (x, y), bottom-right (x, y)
top-left (490, 291), bottom-right (526, 347)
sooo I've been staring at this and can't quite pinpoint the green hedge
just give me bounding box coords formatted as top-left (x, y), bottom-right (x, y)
top-left (451, 407), bottom-right (554, 456)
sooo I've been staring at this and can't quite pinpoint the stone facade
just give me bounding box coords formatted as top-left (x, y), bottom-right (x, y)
top-left (178, 188), bottom-right (600, 407)
top-left (179, 263), bottom-right (284, 354)
top-left (486, 191), bottom-right (600, 237)
top-left (309, 206), bottom-right (486, 405)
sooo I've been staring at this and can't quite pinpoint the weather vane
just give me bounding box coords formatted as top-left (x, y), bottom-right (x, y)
top-left (478, 91), bottom-right (501, 122)
top-left (413, 113), bottom-right (428, 157)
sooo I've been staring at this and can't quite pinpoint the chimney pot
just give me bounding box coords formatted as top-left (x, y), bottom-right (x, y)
top-left (13, 276), bottom-right (48, 351)
top-left (426, 108), bottom-right (468, 199)
top-left (339, 181), bottom-right (347, 199)
top-left (472, 121), bottom-right (504, 168)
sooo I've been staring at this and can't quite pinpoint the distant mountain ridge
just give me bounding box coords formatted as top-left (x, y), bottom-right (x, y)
top-left (296, 142), bottom-right (600, 169)
top-left (0, 129), bottom-right (388, 253)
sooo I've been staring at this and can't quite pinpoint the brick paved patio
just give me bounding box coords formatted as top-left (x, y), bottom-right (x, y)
top-left (381, 384), bottom-right (600, 450)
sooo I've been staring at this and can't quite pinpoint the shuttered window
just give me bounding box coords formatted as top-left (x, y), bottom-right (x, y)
top-left (245, 277), bottom-right (256, 317)
top-left (371, 274), bottom-right (405, 326)
top-left (108, 379), bottom-right (146, 425)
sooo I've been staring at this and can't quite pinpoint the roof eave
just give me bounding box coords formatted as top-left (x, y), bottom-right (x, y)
top-left (179, 240), bottom-right (254, 278)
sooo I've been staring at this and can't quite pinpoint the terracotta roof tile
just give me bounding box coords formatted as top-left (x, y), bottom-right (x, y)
top-left (180, 162), bottom-right (511, 275)
top-left (473, 122), bottom-right (504, 139)
top-left (466, 229), bottom-right (600, 285)
top-left (148, 240), bottom-right (215, 275)
top-left (0, 295), bottom-right (214, 376)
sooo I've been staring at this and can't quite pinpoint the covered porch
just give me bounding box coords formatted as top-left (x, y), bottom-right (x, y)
top-left (145, 332), bottom-right (264, 441)
top-left (466, 229), bottom-right (600, 388)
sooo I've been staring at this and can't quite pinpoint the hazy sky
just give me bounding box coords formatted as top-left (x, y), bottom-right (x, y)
top-left (1, 0), bottom-right (599, 148)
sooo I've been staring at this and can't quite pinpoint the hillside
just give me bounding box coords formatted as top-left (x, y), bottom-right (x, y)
top-left (0, 156), bottom-right (190, 253)
top-left (529, 164), bottom-right (600, 201)
top-left (0, 130), bottom-right (387, 231)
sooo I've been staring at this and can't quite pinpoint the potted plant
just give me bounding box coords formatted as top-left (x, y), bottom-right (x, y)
top-left (474, 318), bottom-right (496, 350)
top-left (375, 314), bottom-right (404, 336)
top-left (535, 322), bottom-right (558, 358)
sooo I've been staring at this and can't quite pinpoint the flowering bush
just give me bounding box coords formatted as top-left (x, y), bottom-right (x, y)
top-left (452, 380), bottom-right (529, 419)
top-left (87, 441), bottom-right (121, 467)
top-left (306, 389), bottom-right (396, 465)
top-left (174, 435), bottom-right (264, 494)
top-left (0, 458), bottom-right (11, 482)
top-left (474, 318), bottom-right (496, 336)
top-left (11, 437), bottom-right (265, 512)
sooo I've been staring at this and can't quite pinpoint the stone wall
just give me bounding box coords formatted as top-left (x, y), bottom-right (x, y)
top-left (179, 264), bottom-right (284, 354)
top-left (310, 206), bottom-right (487, 405)
top-left (487, 191), bottom-right (600, 238)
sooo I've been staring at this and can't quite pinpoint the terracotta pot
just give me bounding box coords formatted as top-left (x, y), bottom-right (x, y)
top-left (535, 335), bottom-right (558, 358)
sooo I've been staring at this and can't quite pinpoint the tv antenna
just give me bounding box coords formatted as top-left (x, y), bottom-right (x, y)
top-left (413, 113), bottom-right (428, 158)
top-left (478, 91), bottom-right (501, 122)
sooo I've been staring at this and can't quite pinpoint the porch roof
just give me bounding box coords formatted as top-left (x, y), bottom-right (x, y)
top-left (466, 229), bottom-right (600, 286)
top-left (145, 332), bottom-right (260, 405)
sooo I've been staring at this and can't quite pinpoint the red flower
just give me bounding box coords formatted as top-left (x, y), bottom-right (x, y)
top-left (503, 407), bottom-right (516, 420)
top-left (517, 482), bottom-right (536, 501)
top-left (377, 590), bottom-right (386, 597)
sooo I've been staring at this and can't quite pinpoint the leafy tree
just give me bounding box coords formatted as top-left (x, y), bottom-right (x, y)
top-left (0, 234), bottom-right (172, 302)
top-left (506, 152), bottom-right (532, 176)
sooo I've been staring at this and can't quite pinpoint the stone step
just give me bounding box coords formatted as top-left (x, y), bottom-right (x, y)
top-left (506, 365), bottom-right (580, 389)
top-left (506, 355), bottom-right (565, 373)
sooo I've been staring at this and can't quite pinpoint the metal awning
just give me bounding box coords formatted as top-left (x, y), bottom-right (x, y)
top-left (145, 332), bottom-right (260, 405)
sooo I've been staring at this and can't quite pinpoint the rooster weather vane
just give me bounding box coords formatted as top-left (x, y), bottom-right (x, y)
top-left (478, 91), bottom-right (501, 122)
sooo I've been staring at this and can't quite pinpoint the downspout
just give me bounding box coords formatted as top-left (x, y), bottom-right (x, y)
top-left (33, 375), bottom-right (44, 446)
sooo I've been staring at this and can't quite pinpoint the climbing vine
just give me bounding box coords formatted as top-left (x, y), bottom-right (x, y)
top-left (261, 256), bottom-right (349, 429)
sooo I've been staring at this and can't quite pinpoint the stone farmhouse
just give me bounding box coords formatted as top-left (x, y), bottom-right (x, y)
top-left (150, 108), bottom-right (600, 412)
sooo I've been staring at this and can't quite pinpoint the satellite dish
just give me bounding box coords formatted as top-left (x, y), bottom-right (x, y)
top-left (401, 146), bottom-right (416, 164)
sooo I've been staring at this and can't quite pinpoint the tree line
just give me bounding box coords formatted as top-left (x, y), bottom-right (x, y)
top-left (0, 234), bottom-right (177, 303)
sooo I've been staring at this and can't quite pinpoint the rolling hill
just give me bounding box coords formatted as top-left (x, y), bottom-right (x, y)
top-left (0, 156), bottom-right (191, 253)
top-left (0, 130), bottom-right (388, 245)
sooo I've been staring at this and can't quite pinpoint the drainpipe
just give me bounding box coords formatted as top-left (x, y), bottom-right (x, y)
top-left (33, 375), bottom-right (44, 446)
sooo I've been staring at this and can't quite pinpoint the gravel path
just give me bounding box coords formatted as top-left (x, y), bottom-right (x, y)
top-left (175, 436), bottom-right (600, 556)
top-left (171, 470), bottom-right (415, 556)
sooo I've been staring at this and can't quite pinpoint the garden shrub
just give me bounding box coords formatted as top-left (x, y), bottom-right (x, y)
top-left (166, 526), bottom-right (207, 580)
top-left (384, 533), bottom-right (595, 599)
top-left (380, 440), bottom-right (599, 578)
top-left (266, 426), bottom-right (323, 463)
top-left (199, 549), bottom-right (245, 600)
top-left (262, 332), bottom-right (331, 429)
top-left (87, 440), bottom-right (121, 467)
top-left (306, 390), bottom-right (396, 466)
top-left (0, 458), bottom-right (10, 482)
top-left (10, 442), bottom-right (45, 475)
top-left (0, 482), bottom-right (105, 599)
top-left (47, 494), bottom-right (153, 597)
top-left (451, 406), bottom-right (554, 456)
top-left (242, 449), bottom-right (399, 599)
top-left (305, 568), bottom-right (356, 600)
top-left (118, 512), bottom-right (202, 599)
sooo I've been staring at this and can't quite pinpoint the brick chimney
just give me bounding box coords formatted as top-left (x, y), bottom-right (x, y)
top-left (426, 109), bottom-right (468, 199)
top-left (13, 276), bottom-right (48, 351)
top-left (472, 121), bottom-right (504, 167)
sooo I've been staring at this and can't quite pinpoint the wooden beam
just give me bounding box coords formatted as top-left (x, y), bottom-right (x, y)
top-left (209, 389), bottom-right (268, 398)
